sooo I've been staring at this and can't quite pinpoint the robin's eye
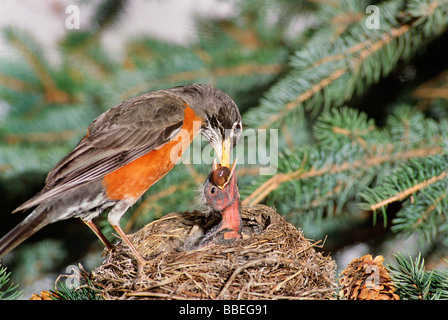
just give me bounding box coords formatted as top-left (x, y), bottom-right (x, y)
top-left (210, 187), bottom-right (217, 194)
top-left (233, 122), bottom-right (242, 135)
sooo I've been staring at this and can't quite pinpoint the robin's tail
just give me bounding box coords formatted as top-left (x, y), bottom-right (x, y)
top-left (0, 208), bottom-right (49, 259)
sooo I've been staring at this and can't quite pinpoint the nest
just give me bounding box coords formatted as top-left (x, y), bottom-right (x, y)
top-left (89, 204), bottom-right (337, 300)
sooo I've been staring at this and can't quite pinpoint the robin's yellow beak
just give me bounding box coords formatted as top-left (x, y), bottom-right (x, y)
top-left (214, 136), bottom-right (237, 190)
top-left (210, 137), bottom-right (237, 189)
top-left (221, 137), bottom-right (232, 168)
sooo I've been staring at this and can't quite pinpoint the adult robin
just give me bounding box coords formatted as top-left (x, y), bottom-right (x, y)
top-left (0, 84), bottom-right (242, 265)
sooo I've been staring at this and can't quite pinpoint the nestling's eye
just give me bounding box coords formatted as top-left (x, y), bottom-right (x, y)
top-left (210, 186), bottom-right (217, 194)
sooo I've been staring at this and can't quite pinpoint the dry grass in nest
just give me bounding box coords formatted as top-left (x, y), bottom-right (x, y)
top-left (89, 204), bottom-right (337, 300)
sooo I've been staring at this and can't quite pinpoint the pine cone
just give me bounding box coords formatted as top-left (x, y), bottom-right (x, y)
top-left (30, 290), bottom-right (58, 300)
top-left (339, 254), bottom-right (399, 300)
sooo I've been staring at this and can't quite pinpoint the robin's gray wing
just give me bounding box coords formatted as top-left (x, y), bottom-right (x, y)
top-left (14, 93), bottom-right (188, 213)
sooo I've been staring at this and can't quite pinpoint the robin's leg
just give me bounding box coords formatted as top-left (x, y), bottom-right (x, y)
top-left (83, 220), bottom-right (114, 250)
top-left (110, 223), bottom-right (147, 265)
top-left (107, 201), bottom-right (148, 266)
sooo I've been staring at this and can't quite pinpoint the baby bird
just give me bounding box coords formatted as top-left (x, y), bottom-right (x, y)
top-left (200, 160), bottom-right (241, 245)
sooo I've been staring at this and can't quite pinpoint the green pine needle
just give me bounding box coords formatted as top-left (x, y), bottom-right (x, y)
top-left (0, 263), bottom-right (23, 300)
top-left (388, 253), bottom-right (448, 300)
top-left (51, 280), bottom-right (102, 300)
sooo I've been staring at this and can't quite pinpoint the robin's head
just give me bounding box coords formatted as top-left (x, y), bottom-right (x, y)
top-left (174, 84), bottom-right (242, 169)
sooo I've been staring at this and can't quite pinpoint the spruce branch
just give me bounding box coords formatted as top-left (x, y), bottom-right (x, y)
top-left (360, 153), bottom-right (448, 212)
top-left (242, 145), bottom-right (442, 206)
top-left (256, 68), bottom-right (347, 129)
top-left (387, 253), bottom-right (448, 300)
top-left (361, 150), bottom-right (448, 240)
top-left (365, 167), bottom-right (448, 212)
top-left (241, 105), bottom-right (448, 238)
top-left (244, 0), bottom-right (448, 129)
top-left (120, 62), bottom-right (284, 101)
top-left (392, 182), bottom-right (448, 242)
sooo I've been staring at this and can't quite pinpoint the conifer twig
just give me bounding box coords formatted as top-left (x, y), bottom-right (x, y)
top-left (413, 69), bottom-right (448, 101)
top-left (0, 73), bottom-right (32, 92)
top-left (242, 145), bottom-right (442, 206)
top-left (5, 130), bottom-right (78, 144)
top-left (413, 193), bottom-right (447, 230)
top-left (121, 63), bottom-right (284, 99)
top-left (369, 171), bottom-right (448, 212)
top-left (258, 22), bottom-right (419, 129)
top-left (260, 68), bottom-right (346, 129)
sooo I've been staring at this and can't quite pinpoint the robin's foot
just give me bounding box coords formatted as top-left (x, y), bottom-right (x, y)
top-left (110, 223), bottom-right (150, 277)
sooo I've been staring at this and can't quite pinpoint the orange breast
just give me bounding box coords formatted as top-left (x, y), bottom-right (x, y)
top-left (102, 106), bottom-right (203, 201)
